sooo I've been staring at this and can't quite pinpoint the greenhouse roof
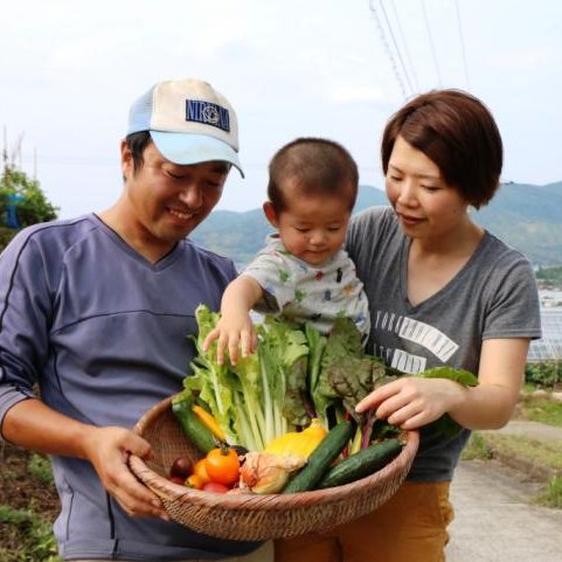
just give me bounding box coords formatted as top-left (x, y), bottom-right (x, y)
top-left (528, 308), bottom-right (562, 362)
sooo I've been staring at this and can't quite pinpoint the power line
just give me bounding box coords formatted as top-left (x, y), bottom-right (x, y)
top-left (388, 0), bottom-right (420, 92)
top-left (454, 0), bottom-right (471, 89)
top-left (379, 0), bottom-right (415, 96)
top-left (368, 0), bottom-right (408, 99)
top-left (420, 0), bottom-right (443, 87)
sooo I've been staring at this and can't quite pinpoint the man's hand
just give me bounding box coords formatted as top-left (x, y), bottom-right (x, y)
top-left (2, 399), bottom-right (168, 519)
top-left (81, 426), bottom-right (169, 520)
top-left (355, 376), bottom-right (465, 430)
top-left (202, 312), bottom-right (257, 365)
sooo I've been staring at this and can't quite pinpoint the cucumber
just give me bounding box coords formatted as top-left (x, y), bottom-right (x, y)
top-left (317, 438), bottom-right (403, 489)
top-left (172, 398), bottom-right (217, 454)
top-left (282, 420), bottom-right (353, 494)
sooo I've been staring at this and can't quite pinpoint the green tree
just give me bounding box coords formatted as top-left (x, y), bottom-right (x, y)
top-left (0, 164), bottom-right (58, 251)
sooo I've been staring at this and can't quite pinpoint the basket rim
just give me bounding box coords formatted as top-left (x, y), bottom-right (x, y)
top-left (129, 394), bottom-right (419, 510)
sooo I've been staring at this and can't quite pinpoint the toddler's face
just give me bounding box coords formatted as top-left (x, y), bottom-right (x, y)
top-left (268, 193), bottom-right (351, 266)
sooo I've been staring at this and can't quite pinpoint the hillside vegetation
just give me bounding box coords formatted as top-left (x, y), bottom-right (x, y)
top-left (536, 266), bottom-right (562, 286)
top-left (473, 181), bottom-right (562, 267)
top-left (191, 181), bottom-right (562, 268)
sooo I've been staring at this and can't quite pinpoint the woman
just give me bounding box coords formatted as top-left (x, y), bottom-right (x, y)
top-left (274, 90), bottom-right (541, 561)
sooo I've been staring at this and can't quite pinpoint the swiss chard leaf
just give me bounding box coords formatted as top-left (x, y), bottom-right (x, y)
top-left (417, 366), bottom-right (479, 437)
top-left (419, 366), bottom-right (478, 387)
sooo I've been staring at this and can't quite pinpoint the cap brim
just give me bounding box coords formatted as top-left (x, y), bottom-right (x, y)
top-left (150, 131), bottom-right (244, 178)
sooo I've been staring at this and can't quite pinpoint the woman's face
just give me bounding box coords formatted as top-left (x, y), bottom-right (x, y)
top-left (385, 135), bottom-right (470, 240)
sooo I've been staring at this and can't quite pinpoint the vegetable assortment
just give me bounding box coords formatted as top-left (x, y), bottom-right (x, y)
top-left (170, 304), bottom-right (479, 494)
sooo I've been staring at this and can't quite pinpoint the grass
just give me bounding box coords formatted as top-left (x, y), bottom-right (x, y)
top-left (0, 446), bottom-right (61, 561)
top-left (459, 430), bottom-right (562, 466)
top-left (461, 433), bottom-right (493, 461)
top-left (518, 396), bottom-right (562, 427)
top-left (0, 504), bottom-right (60, 562)
top-left (482, 433), bottom-right (562, 473)
top-left (536, 476), bottom-right (562, 508)
top-left (464, 430), bottom-right (562, 509)
top-left (27, 454), bottom-right (55, 485)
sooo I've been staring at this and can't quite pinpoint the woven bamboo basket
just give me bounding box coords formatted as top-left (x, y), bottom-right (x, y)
top-left (129, 395), bottom-right (419, 541)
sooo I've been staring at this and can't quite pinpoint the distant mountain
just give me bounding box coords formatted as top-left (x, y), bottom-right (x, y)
top-left (190, 207), bottom-right (270, 268)
top-left (191, 181), bottom-right (562, 268)
top-left (190, 185), bottom-right (388, 268)
top-left (472, 181), bottom-right (562, 267)
top-left (353, 183), bottom-right (389, 209)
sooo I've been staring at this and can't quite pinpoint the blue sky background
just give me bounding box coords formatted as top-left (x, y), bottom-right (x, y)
top-left (1, 0), bottom-right (561, 217)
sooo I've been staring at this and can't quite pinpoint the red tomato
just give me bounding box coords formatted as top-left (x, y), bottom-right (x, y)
top-left (205, 447), bottom-right (240, 487)
top-left (202, 481), bottom-right (229, 494)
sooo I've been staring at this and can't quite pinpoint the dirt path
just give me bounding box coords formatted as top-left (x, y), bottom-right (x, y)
top-left (446, 459), bottom-right (562, 562)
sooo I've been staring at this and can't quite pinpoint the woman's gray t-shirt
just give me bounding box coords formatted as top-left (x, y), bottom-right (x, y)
top-left (347, 206), bottom-right (541, 481)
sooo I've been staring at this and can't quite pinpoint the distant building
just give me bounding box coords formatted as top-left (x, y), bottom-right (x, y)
top-left (528, 307), bottom-right (562, 362)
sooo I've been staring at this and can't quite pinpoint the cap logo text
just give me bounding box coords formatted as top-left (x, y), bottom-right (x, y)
top-left (186, 100), bottom-right (230, 132)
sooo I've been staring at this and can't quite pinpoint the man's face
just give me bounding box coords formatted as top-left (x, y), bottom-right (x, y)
top-left (121, 141), bottom-right (228, 245)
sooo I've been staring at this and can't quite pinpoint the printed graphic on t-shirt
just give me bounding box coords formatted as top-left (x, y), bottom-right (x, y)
top-left (391, 349), bottom-right (427, 373)
top-left (374, 310), bottom-right (459, 373)
top-left (374, 344), bottom-right (426, 373)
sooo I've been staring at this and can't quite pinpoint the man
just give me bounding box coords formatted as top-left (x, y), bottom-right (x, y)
top-left (0, 79), bottom-right (270, 561)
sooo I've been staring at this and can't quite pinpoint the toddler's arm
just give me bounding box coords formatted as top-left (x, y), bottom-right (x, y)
top-left (202, 275), bottom-right (264, 365)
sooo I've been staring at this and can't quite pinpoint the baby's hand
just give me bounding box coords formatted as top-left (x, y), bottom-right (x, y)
top-left (202, 313), bottom-right (257, 365)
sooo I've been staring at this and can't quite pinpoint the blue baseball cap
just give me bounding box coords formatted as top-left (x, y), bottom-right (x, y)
top-left (127, 78), bottom-right (244, 177)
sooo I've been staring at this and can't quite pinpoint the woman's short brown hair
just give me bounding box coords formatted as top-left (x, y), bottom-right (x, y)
top-left (381, 89), bottom-right (503, 208)
top-left (268, 137), bottom-right (358, 213)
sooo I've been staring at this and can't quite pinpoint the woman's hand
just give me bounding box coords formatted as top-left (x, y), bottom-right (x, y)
top-left (202, 312), bottom-right (257, 365)
top-left (356, 377), bottom-right (466, 430)
top-left (81, 426), bottom-right (168, 520)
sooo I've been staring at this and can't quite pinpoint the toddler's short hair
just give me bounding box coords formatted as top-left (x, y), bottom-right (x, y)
top-left (268, 138), bottom-right (359, 213)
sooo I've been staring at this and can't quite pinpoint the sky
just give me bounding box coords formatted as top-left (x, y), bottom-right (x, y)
top-left (1, 0), bottom-right (561, 218)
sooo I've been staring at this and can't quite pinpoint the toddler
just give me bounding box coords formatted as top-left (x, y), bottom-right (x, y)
top-left (203, 137), bottom-right (370, 364)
